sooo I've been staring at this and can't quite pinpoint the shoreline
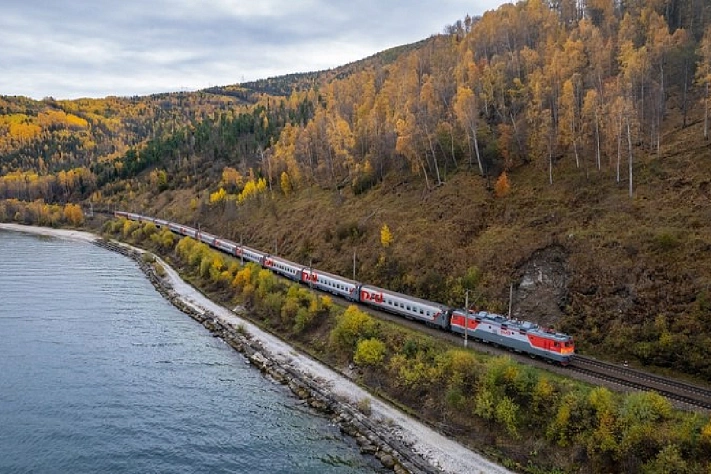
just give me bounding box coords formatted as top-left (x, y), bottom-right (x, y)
top-left (0, 223), bottom-right (512, 474)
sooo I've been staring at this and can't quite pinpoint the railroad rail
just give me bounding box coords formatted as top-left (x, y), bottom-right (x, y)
top-left (568, 355), bottom-right (711, 410)
top-left (108, 210), bottom-right (711, 411)
top-left (328, 291), bottom-right (711, 411)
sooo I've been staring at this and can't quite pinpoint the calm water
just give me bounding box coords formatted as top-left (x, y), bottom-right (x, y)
top-left (0, 230), bottom-right (381, 473)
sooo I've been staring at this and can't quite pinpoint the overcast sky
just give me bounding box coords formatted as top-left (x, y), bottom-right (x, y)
top-left (2, 1), bottom-right (507, 100)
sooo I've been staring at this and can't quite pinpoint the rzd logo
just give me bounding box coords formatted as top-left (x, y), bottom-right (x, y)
top-left (302, 271), bottom-right (318, 282)
top-left (361, 290), bottom-right (383, 303)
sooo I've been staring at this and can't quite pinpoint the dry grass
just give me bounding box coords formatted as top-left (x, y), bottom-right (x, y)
top-left (121, 111), bottom-right (711, 377)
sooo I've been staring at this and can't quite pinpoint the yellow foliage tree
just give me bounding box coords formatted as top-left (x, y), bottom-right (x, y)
top-left (380, 224), bottom-right (393, 247)
top-left (63, 203), bottom-right (84, 225)
top-left (221, 167), bottom-right (243, 190)
top-left (237, 178), bottom-right (267, 203)
top-left (209, 187), bottom-right (227, 204)
top-left (280, 171), bottom-right (292, 196)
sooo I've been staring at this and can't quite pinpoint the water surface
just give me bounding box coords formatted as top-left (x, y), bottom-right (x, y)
top-left (0, 230), bottom-right (380, 473)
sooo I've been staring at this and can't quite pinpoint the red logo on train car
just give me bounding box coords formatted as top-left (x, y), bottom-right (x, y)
top-left (264, 258), bottom-right (274, 267)
top-left (301, 271), bottom-right (317, 282)
top-left (360, 290), bottom-right (383, 303)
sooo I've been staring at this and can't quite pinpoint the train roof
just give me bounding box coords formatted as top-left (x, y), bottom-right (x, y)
top-left (303, 266), bottom-right (359, 286)
top-left (457, 309), bottom-right (573, 341)
top-left (361, 284), bottom-right (450, 309)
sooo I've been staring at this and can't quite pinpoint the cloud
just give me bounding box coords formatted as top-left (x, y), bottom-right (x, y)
top-left (1, 0), bottom-right (506, 99)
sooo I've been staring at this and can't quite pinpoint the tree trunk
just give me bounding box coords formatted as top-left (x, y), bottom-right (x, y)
top-left (510, 113), bottom-right (524, 162)
top-left (571, 115), bottom-right (579, 169)
top-left (617, 114), bottom-right (622, 184)
top-left (425, 127), bottom-right (442, 185)
top-left (418, 154), bottom-right (431, 190)
top-left (449, 126), bottom-right (457, 169)
top-left (471, 126), bottom-right (484, 176)
top-left (627, 117), bottom-right (634, 198)
top-left (705, 82), bottom-right (709, 141)
top-left (594, 110), bottom-right (601, 171)
top-left (682, 59), bottom-right (689, 128)
top-left (572, 137), bottom-right (580, 169)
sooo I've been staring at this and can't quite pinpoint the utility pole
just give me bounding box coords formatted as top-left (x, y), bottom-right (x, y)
top-left (309, 257), bottom-right (313, 291)
top-left (352, 250), bottom-right (356, 281)
top-left (464, 289), bottom-right (469, 348)
top-left (240, 234), bottom-right (244, 266)
top-left (508, 283), bottom-right (513, 318)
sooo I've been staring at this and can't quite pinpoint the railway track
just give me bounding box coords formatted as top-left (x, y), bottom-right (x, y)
top-left (354, 299), bottom-right (711, 411)
top-left (224, 281), bottom-right (711, 411)
top-left (322, 281), bottom-right (711, 411)
top-left (108, 211), bottom-right (711, 411)
top-left (568, 355), bottom-right (711, 410)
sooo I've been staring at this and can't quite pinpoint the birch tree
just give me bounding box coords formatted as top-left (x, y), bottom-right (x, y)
top-left (453, 86), bottom-right (484, 175)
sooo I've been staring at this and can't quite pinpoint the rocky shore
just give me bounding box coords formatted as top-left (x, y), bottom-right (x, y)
top-left (93, 239), bottom-right (436, 474)
top-left (0, 223), bottom-right (511, 474)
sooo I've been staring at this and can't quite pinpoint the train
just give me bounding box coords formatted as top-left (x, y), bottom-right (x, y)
top-left (115, 211), bottom-right (575, 364)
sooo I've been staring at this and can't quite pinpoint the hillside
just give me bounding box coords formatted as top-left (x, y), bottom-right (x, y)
top-left (115, 110), bottom-right (711, 383)
top-left (3, 0), bottom-right (711, 384)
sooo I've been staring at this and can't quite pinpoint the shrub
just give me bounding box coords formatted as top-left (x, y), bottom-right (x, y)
top-left (329, 305), bottom-right (378, 352)
top-left (354, 338), bottom-right (386, 367)
top-left (280, 293), bottom-right (300, 324)
top-left (652, 231), bottom-right (680, 252)
top-left (261, 292), bottom-right (284, 319)
top-left (293, 307), bottom-right (313, 333)
top-left (357, 397), bottom-right (372, 416)
top-left (153, 262), bottom-right (166, 278)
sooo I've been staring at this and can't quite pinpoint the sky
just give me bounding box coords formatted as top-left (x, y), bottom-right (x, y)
top-left (1, 0), bottom-right (507, 100)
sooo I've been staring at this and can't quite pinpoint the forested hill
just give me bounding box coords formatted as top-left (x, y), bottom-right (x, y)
top-left (3, 0), bottom-right (711, 380)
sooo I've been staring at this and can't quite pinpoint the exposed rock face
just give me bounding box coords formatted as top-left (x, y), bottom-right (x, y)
top-left (513, 245), bottom-right (570, 329)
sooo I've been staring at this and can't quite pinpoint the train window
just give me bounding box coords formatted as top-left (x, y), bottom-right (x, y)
top-left (420, 309), bottom-right (424, 314)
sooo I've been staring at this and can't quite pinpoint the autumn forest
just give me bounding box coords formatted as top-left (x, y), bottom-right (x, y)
top-left (4, 0), bottom-right (711, 470)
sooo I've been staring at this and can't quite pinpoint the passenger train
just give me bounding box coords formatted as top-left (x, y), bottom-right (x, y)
top-left (115, 211), bottom-right (575, 364)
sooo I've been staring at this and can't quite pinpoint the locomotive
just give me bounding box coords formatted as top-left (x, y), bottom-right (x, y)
top-left (115, 211), bottom-right (575, 364)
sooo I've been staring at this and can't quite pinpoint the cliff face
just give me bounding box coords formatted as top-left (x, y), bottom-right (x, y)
top-left (513, 244), bottom-right (569, 329)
